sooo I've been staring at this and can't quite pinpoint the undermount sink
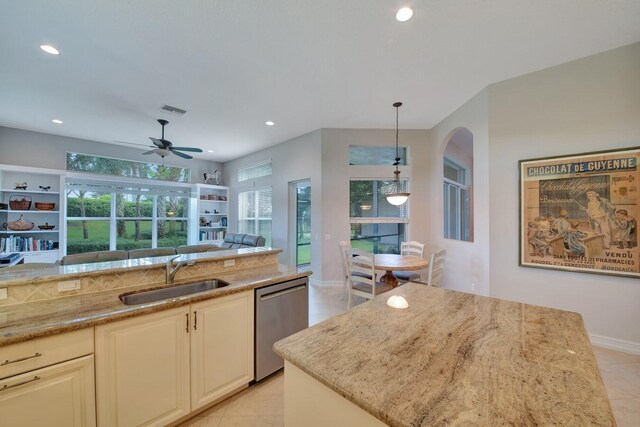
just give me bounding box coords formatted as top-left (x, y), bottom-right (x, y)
top-left (119, 279), bottom-right (230, 305)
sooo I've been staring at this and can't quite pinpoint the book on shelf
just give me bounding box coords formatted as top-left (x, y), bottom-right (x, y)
top-left (199, 230), bottom-right (225, 241)
top-left (0, 236), bottom-right (56, 253)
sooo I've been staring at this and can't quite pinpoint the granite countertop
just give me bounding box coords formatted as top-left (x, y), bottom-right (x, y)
top-left (0, 264), bottom-right (309, 346)
top-left (274, 283), bottom-right (614, 426)
top-left (0, 247), bottom-right (282, 287)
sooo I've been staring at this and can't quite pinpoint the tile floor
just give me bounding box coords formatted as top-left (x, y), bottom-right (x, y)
top-left (180, 283), bottom-right (640, 427)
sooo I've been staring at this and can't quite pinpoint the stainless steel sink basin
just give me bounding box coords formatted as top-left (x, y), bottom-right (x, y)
top-left (119, 279), bottom-right (230, 305)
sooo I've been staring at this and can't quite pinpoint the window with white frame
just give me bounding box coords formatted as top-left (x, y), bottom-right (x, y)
top-left (443, 158), bottom-right (471, 241)
top-left (349, 179), bottom-right (408, 254)
top-left (238, 188), bottom-right (272, 245)
top-left (238, 161), bottom-right (272, 182)
top-left (65, 179), bottom-right (191, 254)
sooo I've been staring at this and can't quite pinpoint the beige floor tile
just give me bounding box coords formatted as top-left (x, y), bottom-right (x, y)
top-left (217, 415), bottom-right (283, 427)
top-left (609, 398), bottom-right (640, 427)
top-left (599, 363), bottom-right (640, 399)
top-left (222, 392), bottom-right (283, 417)
top-left (593, 346), bottom-right (640, 366)
top-left (178, 415), bottom-right (222, 427)
top-left (196, 400), bottom-right (229, 418)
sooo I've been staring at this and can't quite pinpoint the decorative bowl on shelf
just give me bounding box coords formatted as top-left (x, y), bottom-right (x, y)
top-left (2, 215), bottom-right (35, 231)
top-left (38, 223), bottom-right (55, 230)
top-left (34, 202), bottom-right (56, 211)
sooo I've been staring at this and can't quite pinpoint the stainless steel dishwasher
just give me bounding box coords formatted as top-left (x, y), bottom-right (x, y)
top-left (255, 277), bottom-right (308, 381)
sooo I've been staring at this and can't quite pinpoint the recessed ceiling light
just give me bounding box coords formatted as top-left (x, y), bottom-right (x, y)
top-left (40, 45), bottom-right (60, 55)
top-left (207, 150), bottom-right (214, 153)
top-left (265, 121), bottom-right (275, 126)
top-left (396, 7), bottom-right (413, 22)
top-left (51, 119), bottom-right (63, 124)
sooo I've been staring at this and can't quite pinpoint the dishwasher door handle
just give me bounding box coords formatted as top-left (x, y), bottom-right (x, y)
top-left (259, 284), bottom-right (307, 301)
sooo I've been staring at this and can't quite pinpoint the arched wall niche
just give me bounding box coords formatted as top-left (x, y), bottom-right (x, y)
top-left (443, 127), bottom-right (474, 242)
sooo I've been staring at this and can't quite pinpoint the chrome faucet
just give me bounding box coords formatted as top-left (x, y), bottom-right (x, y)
top-left (166, 255), bottom-right (195, 284)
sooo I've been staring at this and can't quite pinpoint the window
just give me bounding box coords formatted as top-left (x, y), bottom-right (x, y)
top-left (66, 152), bottom-right (190, 182)
top-left (238, 188), bottom-right (272, 246)
top-left (66, 179), bottom-right (191, 254)
top-left (349, 146), bottom-right (408, 166)
top-left (238, 161), bottom-right (272, 182)
top-left (443, 158), bottom-right (470, 241)
top-left (349, 179), bottom-right (408, 254)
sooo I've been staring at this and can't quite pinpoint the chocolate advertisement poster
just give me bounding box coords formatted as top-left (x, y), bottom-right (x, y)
top-left (519, 147), bottom-right (639, 278)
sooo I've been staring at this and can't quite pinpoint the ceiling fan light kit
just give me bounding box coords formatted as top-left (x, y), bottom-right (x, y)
top-left (143, 119), bottom-right (203, 159)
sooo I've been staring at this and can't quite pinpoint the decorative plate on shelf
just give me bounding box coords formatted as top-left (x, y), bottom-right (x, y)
top-left (38, 223), bottom-right (55, 230)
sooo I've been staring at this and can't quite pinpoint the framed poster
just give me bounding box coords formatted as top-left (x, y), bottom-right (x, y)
top-left (519, 147), bottom-right (639, 278)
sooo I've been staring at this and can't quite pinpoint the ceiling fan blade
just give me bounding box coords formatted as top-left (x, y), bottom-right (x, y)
top-left (172, 150), bottom-right (193, 160)
top-left (149, 137), bottom-right (165, 148)
top-left (170, 146), bottom-right (203, 153)
top-left (142, 150), bottom-right (156, 155)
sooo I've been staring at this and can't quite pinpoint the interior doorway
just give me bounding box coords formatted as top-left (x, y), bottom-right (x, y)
top-left (294, 181), bottom-right (311, 267)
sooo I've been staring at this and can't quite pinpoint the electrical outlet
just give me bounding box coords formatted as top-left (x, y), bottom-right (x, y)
top-left (471, 283), bottom-right (477, 293)
top-left (224, 259), bottom-right (236, 267)
top-left (0, 288), bottom-right (7, 300)
top-left (58, 280), bottom-right (81, 292)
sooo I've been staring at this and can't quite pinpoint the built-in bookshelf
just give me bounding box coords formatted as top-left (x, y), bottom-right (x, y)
top-left (195, 184), bottom-right (229, 244)
top-left (0, 165), bottom-right (65, 263)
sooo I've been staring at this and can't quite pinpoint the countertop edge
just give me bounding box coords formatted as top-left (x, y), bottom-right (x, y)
top-left (1, 268), bottom-right (310, 347)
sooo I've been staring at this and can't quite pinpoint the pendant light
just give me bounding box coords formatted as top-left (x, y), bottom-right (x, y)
top-left (386, 102), bottom-right (410, 206)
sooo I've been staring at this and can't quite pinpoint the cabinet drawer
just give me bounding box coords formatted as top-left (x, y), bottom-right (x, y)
top-left (0, 328), bottom-right (93, 379)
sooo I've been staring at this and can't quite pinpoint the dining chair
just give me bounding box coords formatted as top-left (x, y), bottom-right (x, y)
top-left (426, 249), bottom-right (447, 287)
top-left (394, 240), bottom-right (425, 283)
top-left (339, 241), bottom-right (376, 301)
top-left (347, 248), bottom-right (393, 308)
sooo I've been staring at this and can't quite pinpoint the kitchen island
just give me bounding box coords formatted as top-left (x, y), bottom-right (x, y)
top-left (274, 283), bottom-right (614, 426)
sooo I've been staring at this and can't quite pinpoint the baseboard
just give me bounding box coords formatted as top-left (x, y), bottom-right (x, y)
top-left (589, 333), bottom-right (640, 355)
top-left (309, 279), bottom-right (343, 287)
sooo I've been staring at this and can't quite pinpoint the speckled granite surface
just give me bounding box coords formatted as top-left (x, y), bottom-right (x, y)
top-left (274, 283), bottom-right (614, 426)
top-left (0, 264), bottom-right (309, 346)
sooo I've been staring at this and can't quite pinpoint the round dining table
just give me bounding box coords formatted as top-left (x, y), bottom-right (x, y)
top-left (373, 254), bottom-right (429, 288)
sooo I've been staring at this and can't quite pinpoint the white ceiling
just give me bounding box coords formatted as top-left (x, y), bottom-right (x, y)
top-left (1, 1), bottom-right (639, 162)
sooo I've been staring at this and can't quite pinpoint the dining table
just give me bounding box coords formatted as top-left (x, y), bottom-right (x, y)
top-left (373, 254), bottom-right (429, 288)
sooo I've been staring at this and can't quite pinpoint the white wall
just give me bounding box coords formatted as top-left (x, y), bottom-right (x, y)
top-left (487, 43), bottom-right (640, 348)
top-left (223, 130), bottom-right (323, 277)
top-left (430, 90), bottom-right (491, 296)
top-left (0, 126), bottom-right (220, 181)
top-left (320, 128), bottom-right (431, 284)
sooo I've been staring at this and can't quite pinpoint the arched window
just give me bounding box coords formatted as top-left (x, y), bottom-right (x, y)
top-left (443, 129), bottom-right (473, 242)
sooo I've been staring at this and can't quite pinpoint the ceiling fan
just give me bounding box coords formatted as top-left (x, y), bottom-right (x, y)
top-left (143, 119), bottom-right (203, 159)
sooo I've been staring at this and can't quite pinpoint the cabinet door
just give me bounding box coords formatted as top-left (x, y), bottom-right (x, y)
top-left (0, 355), bottom-right (96, 427)
top-left (95, 306), bottom-right (190, 427)
top-left (191, 291), bottom-right (254, 409)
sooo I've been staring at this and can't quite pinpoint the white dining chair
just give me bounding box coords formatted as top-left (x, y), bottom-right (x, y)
top-left (394, 241), bottom-right (425, 283)
top-left (426, 249), bottom-right (447, 287)
top-left (340, 241), bottom-right (376, 301)
top-left (347, 248), bottom-right (393, 308)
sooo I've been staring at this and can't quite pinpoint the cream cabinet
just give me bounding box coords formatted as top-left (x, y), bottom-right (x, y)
top-left (95, 306), bottom-right (191, 427)
top-left (191, 291), bottom-right (254, 410)
top-left (95, 291), bottom-right (254, 426)
top-left (0, 328), bottom-right (95, 427)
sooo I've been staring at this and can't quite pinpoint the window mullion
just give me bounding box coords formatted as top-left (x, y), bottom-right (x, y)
top-left (109, 192), bottom-right (116, 251)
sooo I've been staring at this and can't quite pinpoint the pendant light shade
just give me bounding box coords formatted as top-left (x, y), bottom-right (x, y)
top-left (385, 102), bottom-right (410, 206)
